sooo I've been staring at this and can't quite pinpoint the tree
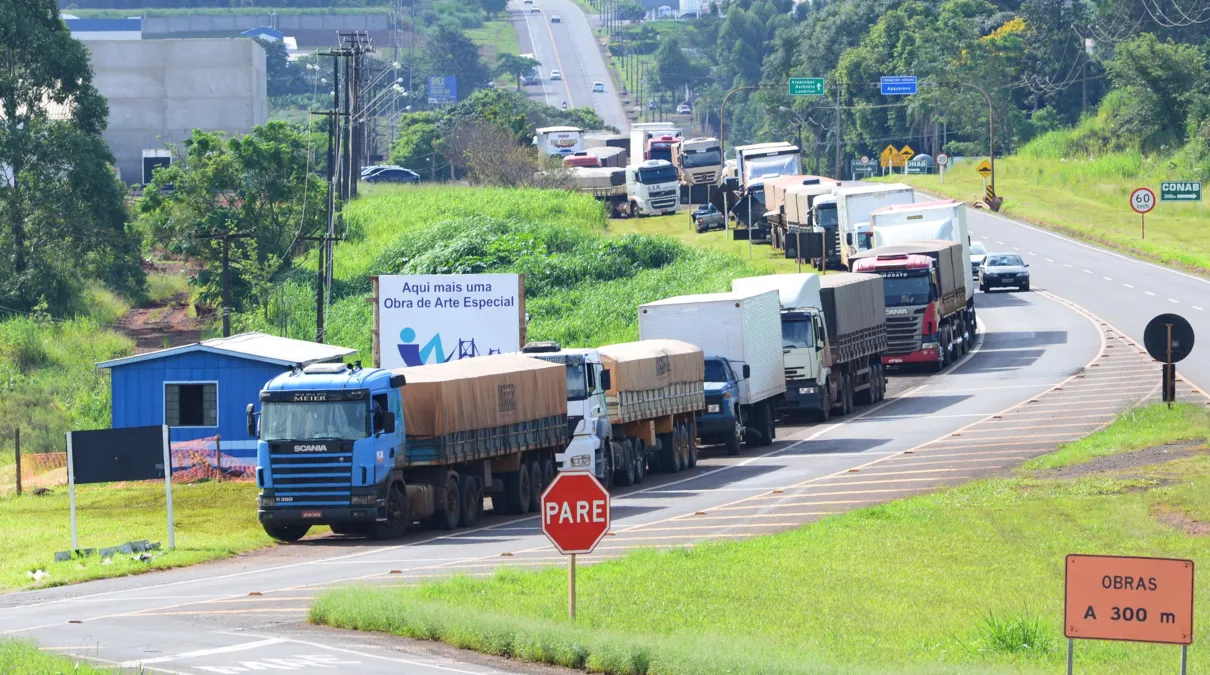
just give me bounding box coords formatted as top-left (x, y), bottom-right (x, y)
top-left (1105, 33), bottom-right (1207, 152)
top-left (618, 1), bottom-right (646, 20)
top-left (389, 112), bottom-right (442, 174)
top-left (654, 35), bottom-right (693, 95)
top-left (478, 0), bottom-right (508, 18)
top-left (424, 24), bottom-right (491, 100)
top-left (137, 123), bottom-right (327, 310)
top-left (496, 53), bottom-right (540, 91)
top-left (0, 0), bottom-right (144, 313)
top-left (256, 37), bottom-right (308, 97)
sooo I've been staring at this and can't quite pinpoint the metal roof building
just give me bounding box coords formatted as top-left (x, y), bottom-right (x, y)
top-left (97, 333), bottom-right (355, 457)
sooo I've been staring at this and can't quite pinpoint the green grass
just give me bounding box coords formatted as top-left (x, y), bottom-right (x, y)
top-left (80, 284), bottom-right (131, 326)
top-left (1024, 403), bottom-right (1210, 471)
top-left (232, 185), bottom-right (772, 356)
top-left (0, 640), bottom-right (117, 674)
top-left (67, 7), bottom-right (391, 17)
top-left (0, 481), bottom-right (297, 591)
top-left (883, 150), bottom-right (1210, 274)
top-left (0, 317), bottom-right (132, 464)
top-left (141, 271), bottom-right (191, 306)
top-left (467, 20), bottom-right (520, 88)
top-left (312, 404), bottom-right (1210, 674)
top-left (608, 214), bottom-right (814, 274)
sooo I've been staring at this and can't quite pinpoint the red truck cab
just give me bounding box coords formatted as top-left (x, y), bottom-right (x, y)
top-left (563, 153), bottom-right (601, 168)
top-left (851, 252), bottom-right (944, 368)
top-left (647, 135), bottom-right (681, 163)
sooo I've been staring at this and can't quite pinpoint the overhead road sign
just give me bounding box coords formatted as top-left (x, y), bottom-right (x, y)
top-left (881, 76), bottom-right (917, 95)
top-left (1161, 182), bottom-right (1201, 202)
top-left (789, 77), bottom-right (825, 96)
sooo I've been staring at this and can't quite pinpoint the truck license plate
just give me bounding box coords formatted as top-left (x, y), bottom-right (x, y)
top-left (302, 511), bottom-right (322, 519)
top-left (798, 387), bottom-right (813, 394)
top-left (707, 404), bottom-right (720, 413)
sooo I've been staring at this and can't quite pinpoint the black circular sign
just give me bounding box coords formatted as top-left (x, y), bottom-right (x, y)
top-left (1144, 313), bottom-right (1195, 363)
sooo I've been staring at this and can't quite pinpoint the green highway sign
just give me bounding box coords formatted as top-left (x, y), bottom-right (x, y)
top-left (1160, 181), bottom-right (1201, 202)
top-left (850, 160), bottom-right (876, 178)
top-left (789, 77), bottom-right (825, 96)
top-left (906, 157), bottom-right (930, 175)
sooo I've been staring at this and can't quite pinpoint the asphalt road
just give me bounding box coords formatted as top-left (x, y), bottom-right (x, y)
top-left (962, 205), bottom-right (1209, 393)
top-left (0, 285), bottom-right (1105, 674)
top-left (509, 0), bottom-right (630, 132)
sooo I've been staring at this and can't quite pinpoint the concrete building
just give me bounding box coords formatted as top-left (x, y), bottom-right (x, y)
top-left (83, 38), bottom-right (267, 183)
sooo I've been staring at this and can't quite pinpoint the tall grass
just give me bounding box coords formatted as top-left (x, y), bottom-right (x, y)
top-left (233, 185), bottom-right (763, 356)
top-left (0, 317), bottom-right (132, 459)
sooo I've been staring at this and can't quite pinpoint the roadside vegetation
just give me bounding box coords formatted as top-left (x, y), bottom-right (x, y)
top-left (312, 403), bottom-right (1210, 674)
top-left (0, 640), bottom-right (114, 674)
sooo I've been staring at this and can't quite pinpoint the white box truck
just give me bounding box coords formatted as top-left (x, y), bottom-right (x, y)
top-left (638, 289), bottom-right (785, 450)
top-left (533, 126), bottom-right (584, 157)
top-left (835, 183), bottom-right (915, 267)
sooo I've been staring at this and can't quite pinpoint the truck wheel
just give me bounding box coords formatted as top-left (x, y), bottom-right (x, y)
top-left (761, 405), bottom-right (775, 447)
top-left (458, 474), bottom-right (482, 528)
top-left (613, 441), bottom-right (635, 486)
top-left (263, 524), bottom-right (310, 542)
top-left (430, 473), bottom-right (460, 530)
top-left (658, 432), bottom-right (679, 473)
top-left (370, 485), bottom-right (409, 540)
top-left (541, 458), bottom-right (555, 491)
top-left (840, 375), bottom-right (853, 416)
top-left (501, 467), bottom-right (531, 515)
top-left (682, 424), bottom-right (698, 468)
top-left (725, 420), bottom-right (742, 455)
top-left (528, 459), bottom-right (543, 514)
top-left (677, 426), bottom-right (690, 469)
top-left (744, 405), bottom-right (764, 448)
top-left (633, 440), bottom-right (648, 483)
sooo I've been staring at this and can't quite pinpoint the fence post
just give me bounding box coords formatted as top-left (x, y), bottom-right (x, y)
top-left (14, 428), bottom-right (21, 496)
top-left (215, 435), bottom-right (222, 483)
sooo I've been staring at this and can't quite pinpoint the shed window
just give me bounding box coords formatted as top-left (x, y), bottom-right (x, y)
top-left (165, 383), bottom-right (217, 427)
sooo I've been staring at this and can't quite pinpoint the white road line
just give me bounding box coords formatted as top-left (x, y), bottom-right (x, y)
top-left (1195, 306), bottom-right (1204, 311)
top-left (1169, 298), bottom-right (1180, 304)
top-left (1103, 277), bottom-right (1113, 281)
top-left (996, 240), bottom-right (1004, 244)
top-left (1083, 269), bottom-right (1093, 274)
top-left (1064, 264), bottom-right (1073, 268)
top-left (1046, 258), bottom-right (1055, 262)
top-left (1012, 246), bottom-right (1020, 251)
top-left (1028, 252), bottom-right (1036, 256)
top-left (118, 638), bottom-right (287, 667)
top-left (1146, 291), bottom-right (1156, 296)
top-left (1124, 283), bottom-right (1135, 288)
top-left (221, 633), bottom-right (532, 674)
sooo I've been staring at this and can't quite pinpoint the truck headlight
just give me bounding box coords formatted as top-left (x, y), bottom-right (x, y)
top-left (350, 494), bottom-right (377, 506)
top-left (571, 455), bottom-right (591, 467)
top-left (258, 495), bottom-right (274, 508)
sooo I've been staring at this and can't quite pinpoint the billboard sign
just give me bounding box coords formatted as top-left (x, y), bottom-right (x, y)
top-left (428, 76), bottom-right (457, 105)
top-left (880, 76), bottom-right (918, 95)
top-left (377, 274), bottom-right (523, 369)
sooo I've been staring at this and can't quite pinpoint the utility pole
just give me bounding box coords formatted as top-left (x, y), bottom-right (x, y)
top-left (200, 232), bottom-right (255, 337)
top-left (834, 84), bottom-right (841, 180)
top-left (301, 232), bottom-right (343, 343)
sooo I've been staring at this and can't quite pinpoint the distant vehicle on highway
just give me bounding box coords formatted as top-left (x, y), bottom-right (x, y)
top-left (691, 203), bottom-right (724, 233)
top-left (530, 4), bottom-right (540, 12)
top-left (523, 0), bottom-right (532, 3)
top-left (593, 81), bottom-right (606, 93)
top-left (551, 13), bottom-right (561, 22)
top-left (979, 252), bottom-right (1030, 292)
top-left (360, 165), bottom-right (389, 177)
top-left (970, 240), bottom-right (987, 278)
top-left (676, 103), bottom-right (692, 114)
top-left (363, 167), bottom-right (420, 184)
top-left (550, 69), bottom-right (562, 80)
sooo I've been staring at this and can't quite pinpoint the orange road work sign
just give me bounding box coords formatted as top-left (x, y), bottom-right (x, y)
top-left (1065, 554), bottom-right (1194, 645)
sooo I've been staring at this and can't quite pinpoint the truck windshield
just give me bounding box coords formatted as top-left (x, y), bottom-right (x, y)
top-left (649, 146), bottom-right (673, 163)
top-left (637, 165), bottom-right (677, 184)
top-left (704, 359), bottom-right (729, 383)
top-left (882, 274), bottom-right (932, 307)
top-left (261, 401), bottom-right (369, 442)
top-left (744, 154), bottom-right (800, 183)
top-left (816, 205), bottom-right (838, 229)
top-left (782, 318), bottom-right (815, 349)
top-left (682, 148), bottom-right (721, 168)
top-left (565, 364), bottom-right (589, 401)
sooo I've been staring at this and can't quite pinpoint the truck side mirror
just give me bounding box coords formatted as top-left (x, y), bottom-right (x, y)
top-left (742, 365), bottom-right (751, 379)
top-left (600, 369), bottom-right (612, 391)
top-left (246, 404), bottom-right (256, 438)
top-left (846, 232), bottom-right (854, 246)
top-left (383, 412), bottom-right (396, 434)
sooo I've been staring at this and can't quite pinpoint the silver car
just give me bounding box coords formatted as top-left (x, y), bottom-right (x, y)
top-left (979, 252), bottom-right (1030, 292)
top-left (970, 241), bottom-right (987, 279)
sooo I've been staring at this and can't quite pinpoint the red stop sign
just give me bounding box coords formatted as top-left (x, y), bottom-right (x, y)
top-left (540, 472), bottom-right (611, 555)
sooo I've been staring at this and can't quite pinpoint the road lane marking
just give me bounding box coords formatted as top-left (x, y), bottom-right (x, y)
top-left (1013, 246), bottom-right (1020, 251)
top-left (1064, 264), bottom-right (1073, 267)
top-left (221, 633), bottom-right (514, 675)
top-left (1083, 269), bottom-right (1093, 274)
top-left (876, 456), bottom-right (1025, 468)
top-left (1124, 283), bottom-right (1135, 288)
top-left (1169, 298), bottom-right (1180, 304)
top-left (1103, 276), bottom-right (1113, 281)
top-left (1196, 306), bottom-right (1204, 311)
top-left (118, 638), bottom-right (288, 667)
top-left (1146, 291), bottom-right (1156, 296)
top-left (1046, 258), bottom-right (1055, 262)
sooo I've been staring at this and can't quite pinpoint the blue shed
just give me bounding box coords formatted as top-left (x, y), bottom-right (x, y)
top-left (97, 333), bottom-right (356, 459)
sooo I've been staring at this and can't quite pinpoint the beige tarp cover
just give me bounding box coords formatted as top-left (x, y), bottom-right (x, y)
top-left (396, 355), bottom-right (566, 438)
top-left (597, 340), bottom-right (704, 395)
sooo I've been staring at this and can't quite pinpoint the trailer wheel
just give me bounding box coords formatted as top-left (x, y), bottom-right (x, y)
top-left (541, 458), bottom-right (555, 492)
top-left (633, 440), bottom-right (647, 483)
top-left (429, 473), bottom-right (460, 530)
top-left (527, 459), bottom-right (543, 514)
top-left (613, 441), bottom-right (635, 486)
top-left (458, 474), bottom-right (482, 528)
top-left (263, 524), bottom-right (310, 542)
top-left (676, 426), bottom-right (689, 470)
top-left (658, 431), bottom-right (679, 473)
top-left (841, 375), bottom-right (854, 416)
top-left (501, 467), bottom-right (532, 515)
top-left (370, 485), bottom-right (409, 540)
top-left (682, 424), bottom-right (698, 468)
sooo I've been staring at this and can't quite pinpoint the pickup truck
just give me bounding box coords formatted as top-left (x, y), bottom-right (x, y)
top-left (692, 203), bottom-right (725, 233)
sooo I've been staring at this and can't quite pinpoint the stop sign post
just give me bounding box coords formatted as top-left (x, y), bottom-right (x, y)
top-left (540, 472), bottom-right (611, 618)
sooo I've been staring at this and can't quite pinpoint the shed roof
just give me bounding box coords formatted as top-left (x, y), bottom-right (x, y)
top-left (241, 26), bottom-right (285, 39)
top-left (97, 332), bottom-right (355, 370)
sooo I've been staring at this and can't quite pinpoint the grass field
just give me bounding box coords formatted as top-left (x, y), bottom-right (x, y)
top-left (467, 20), bottom-right (521, 88)
top-left (0, 480), bottom-right (292, 591)
top-left (0, 640), bottom-right (114, 674)
top-left (888, 150), bottom-right (1210, 274)
top-left (312, 403), bottom-right (1210, 674)
top-left (608, 213), bottom-right (809, 274)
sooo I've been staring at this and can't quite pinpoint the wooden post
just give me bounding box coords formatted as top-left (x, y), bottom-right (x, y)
top-left (568, 553), bottom-right (577, 619)
top-left (13, 428), bottom-right (20, 498)
top-left (1167, 323), bottom-right (1174, 409)
top-left (370, 276), bottom-right (380, 368)
top-left (215, 435), bottom-right (223, 482)
top-left (518, 274), bottom-right (527, 348)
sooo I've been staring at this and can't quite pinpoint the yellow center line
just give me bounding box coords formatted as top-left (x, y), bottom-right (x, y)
top-left (672, 511), bottom-right (831, 522)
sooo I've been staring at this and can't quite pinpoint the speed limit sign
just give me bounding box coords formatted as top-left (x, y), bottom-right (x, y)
top-left (1131, 187), bottom-right (1156, 214)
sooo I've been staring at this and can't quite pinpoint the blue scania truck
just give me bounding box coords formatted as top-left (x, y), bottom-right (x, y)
top-left (249, 355), bottom-right (569, 541)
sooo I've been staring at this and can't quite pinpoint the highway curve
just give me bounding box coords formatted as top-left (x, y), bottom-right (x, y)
top-left (0, 279), bottom-right (1110, 674)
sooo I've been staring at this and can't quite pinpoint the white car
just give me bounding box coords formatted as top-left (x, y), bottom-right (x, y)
top-left (676, 103), bottom-right (691, 114)
top-left (550, 69), bottom-right (562, 81)
top-left (530, 5), bottom-right (540, 11)
top-left (593, 81), bottom-right (606, 93)
top-left (523, 0), bottom-right (532, 3)
top-left (970, 241), bottom-right (987, 279)
top-left (551, 14), bottom-right (562, 22)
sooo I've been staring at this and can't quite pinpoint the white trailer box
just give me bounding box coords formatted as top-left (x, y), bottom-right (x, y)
top-left (732, 274), bottom-right (821, 311)
top-left (534, 126), bottom-right (584, 156)
top-left (835, 183), bottom-right (915, 263)
top-left (638, 290), bottom-right (786, 405)
top-left (870, 199), bottom-right (972, 302)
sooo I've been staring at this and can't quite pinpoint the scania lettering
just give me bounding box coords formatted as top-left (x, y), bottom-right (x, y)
top-left (250, 358), bottom-right (570, 542)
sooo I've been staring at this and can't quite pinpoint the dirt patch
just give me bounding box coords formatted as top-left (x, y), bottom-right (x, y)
top-left (1152, 505), bottom-right (1210, 536)
top-left (116, 260), bottom-right (203, 353)
top-left (1033, 441), bottom-right (1207, 480)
